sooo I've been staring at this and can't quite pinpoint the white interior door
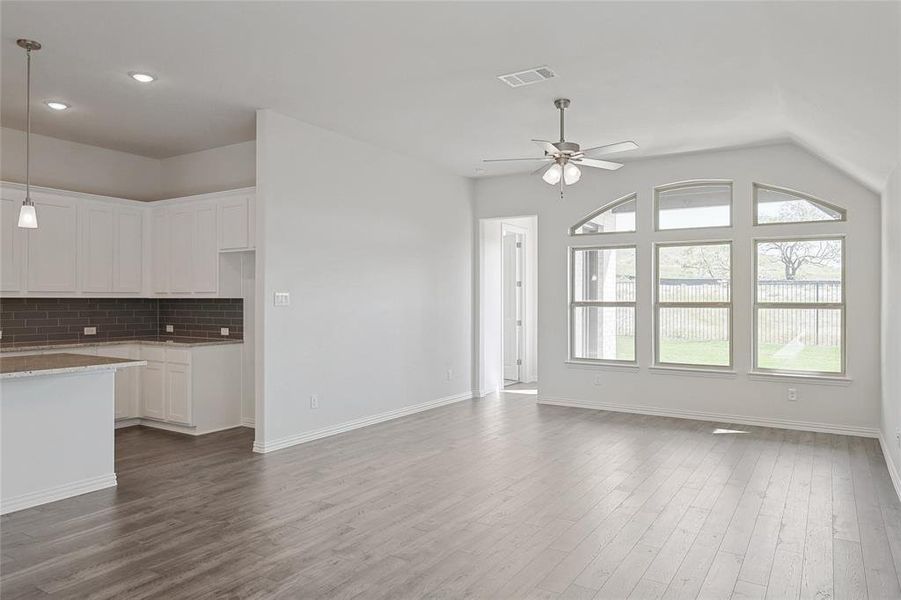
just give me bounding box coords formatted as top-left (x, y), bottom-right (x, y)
top-left (502, 229), bottom-right (525, 382)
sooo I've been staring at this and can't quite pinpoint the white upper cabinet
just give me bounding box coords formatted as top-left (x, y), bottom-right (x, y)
top-left (27, 196), bottom-right (78, 292)
top-left (168, 206), bottom-right (195, 293)
top-left (82, 205), bottom-right (114, 292)
top-left (0, 183), bottom-right (253, 298)
top-left (193, 203), bottom-right (218, 292)
top-left (151, 209), bottom-right (169, 293)
top-left (218, 195), bottom-right (254, 251)
top-left (1, 196), bottom-right (25, 292)
top-left (113, 208), bottom-right (143, 293)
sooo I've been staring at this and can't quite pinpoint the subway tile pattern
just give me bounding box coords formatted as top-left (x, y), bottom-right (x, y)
top-left (157, 298), bottom-right (243, 339)
top-left (0, 298), bottom-right (242, 345)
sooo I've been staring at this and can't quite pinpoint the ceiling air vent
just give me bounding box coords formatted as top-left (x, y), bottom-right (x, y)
top-left (497, 66), bottom-right (557, 88)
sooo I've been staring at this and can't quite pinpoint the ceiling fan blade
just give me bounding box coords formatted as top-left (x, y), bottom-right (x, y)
top-left (573, 157), bottom-right (624, 170)
top-left (530, 162), bottom-right (553, 176)
top-left (532, 139), bottom-right (559, 156)
top-left (579, 141), bottom-right (639, 158)
top-left (483, 157), bottom-right (552, 163)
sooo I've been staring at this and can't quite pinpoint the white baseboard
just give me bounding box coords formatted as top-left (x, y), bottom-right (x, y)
top-left (241, 418), bottom-right (255, 428)
top-left (253, 391), bottom-right (474, 454)
top-left (879, 432), bottom-right (901, 503)
top-left (1, 473), bottom-right (117, 515)
top-left (538, 396), bottom-right (880, 438)
top-left (115, 418), bottom-right (243, 436)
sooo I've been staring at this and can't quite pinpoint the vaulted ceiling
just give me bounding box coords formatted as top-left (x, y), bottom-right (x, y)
top-left (1, 1), bottom-right (898, 190)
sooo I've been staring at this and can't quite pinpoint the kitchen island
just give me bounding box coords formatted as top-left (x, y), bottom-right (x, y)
top-left (1, 353), bottom-right (145, 514)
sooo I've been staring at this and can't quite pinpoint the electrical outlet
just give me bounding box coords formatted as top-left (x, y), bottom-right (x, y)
top-left (787, 387), bottom-right (798, 402)
top-left (310, 395), bottom-right (319, 409)
top-left (593, 375), bottom-right (603, 386)
top-left (166, 324), bottom-right (174, 333)
top-left (896, 429), bottom-right (900, 448)
top-left (446, 369), bottom-right (453, 381)
top-left (220, 327), bottom-right (230, 336)
top-left (84, 326), bottom-right (97, 335)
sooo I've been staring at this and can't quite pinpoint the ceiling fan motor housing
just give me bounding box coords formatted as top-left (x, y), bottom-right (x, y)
top-left (553, 141), bottom-right (580, 155)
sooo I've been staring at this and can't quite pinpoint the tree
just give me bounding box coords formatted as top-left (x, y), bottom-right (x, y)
top-left (759, 240), bottom-right (841, 280)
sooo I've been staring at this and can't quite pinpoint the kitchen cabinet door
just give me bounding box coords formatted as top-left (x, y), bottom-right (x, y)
top-left (165, 362), bottom-right (192, 425)
top-left (193, 204), bottom-right (218, 293)
top-left (218, 195), bottom-right (251, 250)
top-left (113, 209), bottom-right (143, 293)
top-left (27, 197), bottom-right (78, 292)
top-left (1, 197), bottom-right (25, 292)
top-left (151, 210), bottom-right (169, 293)
top-left (97, 345), bottom-right (140, 419)
top-left (141, 359), bottom-right (166, 420)
top-left (168, 207), bottom-right (194, 293)
top-left (82, 205), bottom-right (114, 292)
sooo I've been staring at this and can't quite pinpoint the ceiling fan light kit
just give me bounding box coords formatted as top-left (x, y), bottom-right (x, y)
top-left (484, 98), bottom-right (638, 198)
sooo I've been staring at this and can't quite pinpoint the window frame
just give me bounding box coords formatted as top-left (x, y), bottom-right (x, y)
top-left (752, 183), bottom-right (846, 227)
top-left (752, 234), bottom-right (846, 377)
top-left (654, 180), bottom-right (734, 232)
top-left (653, 240), bottom-right (734, 369)
top-left (569, 193), bottom-right (638, 236)
top-left (567, 243), bottom-right (638, 365)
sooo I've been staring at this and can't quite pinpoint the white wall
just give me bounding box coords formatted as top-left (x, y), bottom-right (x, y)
top-left (254, 109), bottom-right (473, 450)
top-left (0, 127), bottom-right (161, 201)
top-left (474, 143), bottom-right (882, 434)
top-left (881, 166), bottom-right (901, 488)
top-left (159, 141), bottom-right (256, 199)
top-left (1, 127), bottom-right (255, 201)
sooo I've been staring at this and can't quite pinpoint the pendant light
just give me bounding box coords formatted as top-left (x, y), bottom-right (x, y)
top-left (17, 39), bottom-right (41, 229)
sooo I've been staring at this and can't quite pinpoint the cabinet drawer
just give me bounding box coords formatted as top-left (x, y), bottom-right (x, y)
top-left (141, 346), bottom-right (166, 362)
top-left (165, 348), bottom-right (191, 365)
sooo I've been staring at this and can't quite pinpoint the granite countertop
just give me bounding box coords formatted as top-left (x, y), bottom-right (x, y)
top-left (1, 353), bottom-right (147, 379)
top-left (0, 336), bottom-right (244, 353)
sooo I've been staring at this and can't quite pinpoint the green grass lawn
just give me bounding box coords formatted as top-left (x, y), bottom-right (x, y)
top-left (614, 336), bottom-right (840, 372)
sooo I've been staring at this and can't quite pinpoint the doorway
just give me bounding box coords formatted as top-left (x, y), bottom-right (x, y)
top-left (502, 224), bottom-right (526, 385)
top-left (477, 215), bottom-right (537, 396)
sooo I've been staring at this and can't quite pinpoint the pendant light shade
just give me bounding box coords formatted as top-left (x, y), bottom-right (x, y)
top-left (17, 39), bottom-right (41, 229)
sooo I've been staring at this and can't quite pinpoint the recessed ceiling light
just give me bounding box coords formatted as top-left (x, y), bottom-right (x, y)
top-left (45, 101), bottom-right (69, 110)
top-left (129, 72), bottom-right (156, 83)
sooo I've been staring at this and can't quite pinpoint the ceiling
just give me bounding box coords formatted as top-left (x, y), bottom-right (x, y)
top-left (1, 2), bottom-right (898, 190)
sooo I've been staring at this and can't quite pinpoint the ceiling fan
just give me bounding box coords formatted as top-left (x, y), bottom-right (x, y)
top-left (484, 98), bottom-right (638, 197)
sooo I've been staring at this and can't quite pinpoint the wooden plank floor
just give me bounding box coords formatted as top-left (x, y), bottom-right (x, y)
top-left (2, 386), bottom-right (900, 599)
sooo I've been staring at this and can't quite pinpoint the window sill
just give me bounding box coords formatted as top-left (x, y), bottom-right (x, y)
top-left (747, 371), bottom-right (852, 386)
top-left (564, 360), bottom-right (640, 371)
top-left (649, 365), bottom-right (737, 379)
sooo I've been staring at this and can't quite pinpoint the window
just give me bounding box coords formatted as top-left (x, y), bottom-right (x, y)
top-left (655, 241), bottom-right (732, 367)
top-left (754, 183), bottom-right (845, 225)
top-left (570, 193), bottom-right (637, 235)
top-left (754, 237), bottom-right (844, 374)
top-left (655, 181), bottom-right (732, 230)
top-left (569, 245), bottom-right (636, 362)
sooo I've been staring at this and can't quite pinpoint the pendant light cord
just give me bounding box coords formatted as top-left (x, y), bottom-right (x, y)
top-left (25, 45), bottom-right (31, 203)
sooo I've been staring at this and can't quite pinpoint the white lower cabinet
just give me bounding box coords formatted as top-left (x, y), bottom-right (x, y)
top-left (95, 344), bottom-right (141, 419)
top-left (137, 343), bottom-right (241, 434)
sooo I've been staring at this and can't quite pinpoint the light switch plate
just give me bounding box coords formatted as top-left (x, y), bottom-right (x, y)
top-left (84, 326), bottom-right (97, 335)
top-left (220, 327), bottom-right (229, 336)
top-left (166, 325), bottom-right (174, 333)
top-left (274, 292), bottom-right (290, 306)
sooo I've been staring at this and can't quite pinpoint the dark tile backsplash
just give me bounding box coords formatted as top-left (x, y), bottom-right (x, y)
top-left (0, 298), bottom-right (243, 345)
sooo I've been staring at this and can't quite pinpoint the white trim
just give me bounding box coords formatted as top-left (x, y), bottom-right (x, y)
top-left (649, 366), bottom-right (737, 378)
top-left (253, 391), bottom-right (474, 454)
top-left (1, 473), bottom-right (117, 515)
top-left (879, 433), bottom-right (901, 503)
top-left (241, 418), bottom-right (255, 428)
top-left (565, 360), bottom-right (640, 371)
top-left (747, 371), bottom-right (852, 386)
top-left (537, 396), bottom-right (879, 438)
top-left (115, 418), bottom-right (243, 436)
